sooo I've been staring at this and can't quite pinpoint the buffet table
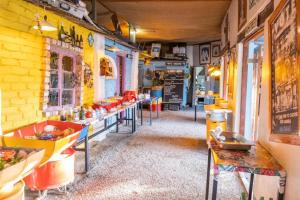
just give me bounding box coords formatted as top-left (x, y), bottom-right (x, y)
top-left (74, 101), bottom-right (138, 172)
top-left (205, 139), bottom-right (286, 200)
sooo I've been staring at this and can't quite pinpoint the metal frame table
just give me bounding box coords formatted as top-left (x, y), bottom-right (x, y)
top-left (138, 97), bottom-right (159, 126)
top-left (74, 102), bottom-right (138, 172)
top-left (205, 140), bottom-right (286, 200)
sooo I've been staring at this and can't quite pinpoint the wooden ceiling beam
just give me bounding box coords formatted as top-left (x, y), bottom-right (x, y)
top-left (98, 0), bottom-right (230, 2)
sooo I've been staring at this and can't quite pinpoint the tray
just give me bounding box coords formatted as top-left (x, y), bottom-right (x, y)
top-left (210, 131), bottom-right (255, 151)
top-left (2, 120), bottom-right (83, 165)
top-left (0, 147), bottom-right (44, 189)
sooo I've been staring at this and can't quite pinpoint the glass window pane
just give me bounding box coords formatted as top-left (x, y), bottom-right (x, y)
top-left (63, 72), bottom-right (73, 89)
top-left (50, 70), bottom-right (58, 88)
top-left (50, 52), bottom-right (58, 70)
top-left (48, 89), bottom-right (59, 107)
top-left (62, 56), bottom-right (73, 72)
top-left (62, 90), bottom-right (73, 105)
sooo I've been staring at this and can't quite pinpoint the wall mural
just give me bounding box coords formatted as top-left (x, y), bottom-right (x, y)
top-left (269, 0), bottom-right (300, 145)
top-left (100, 57), bottom-right (113, 77)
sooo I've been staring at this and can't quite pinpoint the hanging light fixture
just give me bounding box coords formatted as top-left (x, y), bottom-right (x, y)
top-left (107, 40), bottom-right (121, 52)
top-left (211, 67), bottom-right (221, 77)
top-left (33, 14), bottom-right (57, 32)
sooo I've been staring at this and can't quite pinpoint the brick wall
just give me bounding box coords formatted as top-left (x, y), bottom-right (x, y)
top-left (0, 0), bottom-right (95, 131)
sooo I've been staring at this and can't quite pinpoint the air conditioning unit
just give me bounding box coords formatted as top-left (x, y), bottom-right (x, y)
top-left (41, 0), bottom-right (88, 19)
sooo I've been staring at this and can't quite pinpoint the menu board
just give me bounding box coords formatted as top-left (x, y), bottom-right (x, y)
top-left (163, 71), bottom-right (184, 103)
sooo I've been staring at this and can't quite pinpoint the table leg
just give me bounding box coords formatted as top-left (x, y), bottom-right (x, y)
top-left (150, 102), bottom-right (152, 126)
top-left (125, 109), bottom-right (128, 126)
top-left (133, 106), bottom-right (136, 132)
top-left (131, 107), bottom-right (134, 133)
top-left (157, 99), bottom-right (159, 118)
top-left (212, 173), bottom-right (218, 200)
top-left (116, 113), bottom-right (119, 133)
top-left (104, 119), bottom-right (107, 129)
top-left (205, 148), bottom-right (212, 200)
top-left (141, 102), bottom-right (143, 125)
top-left (194, 105), bottom-right (197, 122)
top-left (248, 173), bottom-right (254, 200)
top-left (84, 135), bottom-right (89, 172)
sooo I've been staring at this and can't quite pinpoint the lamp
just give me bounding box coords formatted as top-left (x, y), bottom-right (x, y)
top-left (211, 67), bottom-right (221, 77)
top-left (33, 15), bottom-right (57, 32)
top-left (108, 45), bottom-right (120, 52)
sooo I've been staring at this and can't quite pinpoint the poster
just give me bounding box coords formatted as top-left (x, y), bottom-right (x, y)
top-left (270, 0), bottom-right (298, 134)
top-left (199, 44), bottom-right (211, 64)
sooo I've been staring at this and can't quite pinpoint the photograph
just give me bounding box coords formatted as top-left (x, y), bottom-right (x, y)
top-left (199, 44), bottom-right (211, 64)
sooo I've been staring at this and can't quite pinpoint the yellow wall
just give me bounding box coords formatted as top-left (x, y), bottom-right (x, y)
top-left (0, 0), bottom-right (95, 131)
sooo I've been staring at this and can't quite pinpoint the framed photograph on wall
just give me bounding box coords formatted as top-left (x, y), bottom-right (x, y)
top-left (269, 0), bottom-right (300, 145)
top-left (199, 44), bottom-right (211, 64)
top-left (238, 0), bottom-right (247, 30)
top-left (211, 41), bottom-right (221, 57)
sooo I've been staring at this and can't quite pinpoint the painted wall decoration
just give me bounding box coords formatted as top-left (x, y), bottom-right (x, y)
top-left (199, 44), bottom-right (211, 64)
top-left (238, 0), bottom-right (247, 30)
top-left (58, 25), bottom-right (83, 48)
top-left (100, 57), bottom-right (113, 77)
top-left (269, 0), bottom-right (300, 145)
top-left (84, 63), bottom-right (93, 88)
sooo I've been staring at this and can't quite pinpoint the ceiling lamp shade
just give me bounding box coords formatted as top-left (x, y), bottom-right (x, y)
top-left (33, 15), bottom-right (57, 32)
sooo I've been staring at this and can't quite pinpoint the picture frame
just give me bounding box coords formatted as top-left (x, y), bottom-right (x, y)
top-left (199, 44), bottom-right (211, 64)
top-left (268, 0), bottom-right (300, 145)
top-left (238, 0), bottom-right (247, 30)
top-left (211, 41), bottom-right (221, 57)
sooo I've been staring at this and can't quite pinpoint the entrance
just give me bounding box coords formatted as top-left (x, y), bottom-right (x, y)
top-left (116, 55), bottom-right (126, 96)
top-left (240, 32), bottom-right (263, 141)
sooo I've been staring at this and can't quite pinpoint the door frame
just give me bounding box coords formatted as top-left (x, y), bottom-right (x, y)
top-left (239, 29), bottom-right (264, 137)
top-left (116, 55), bottom-right (126, 96)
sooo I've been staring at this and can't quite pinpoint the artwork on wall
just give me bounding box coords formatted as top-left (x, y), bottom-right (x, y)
top-left (84, 63), bottom-right (93, 88)
top-left (211, 41), bottom-right (221, 57)
top-left (269, 0), bottom-right (300, 145)
top-left (249, 0), bottom-right (261, 10)
top-left (199, 44), bottom-right (211, 64)
top-left (221, 14), bottom-right (229, 51)
top-left (100, 57), bottom-right (113, 77)
top-left (238, 0), bottom-right (247, 30)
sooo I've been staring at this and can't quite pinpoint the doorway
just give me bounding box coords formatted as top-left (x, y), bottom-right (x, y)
top-left (116, 55), bottom-right (126, 96)
top-left (240, 32), bottom-right (263, 141)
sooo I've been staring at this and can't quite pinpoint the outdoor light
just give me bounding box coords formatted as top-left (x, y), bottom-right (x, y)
top-left (33, 14), bottom-right (57, 32)
top-left (108, 45), bottom-right (121, 52)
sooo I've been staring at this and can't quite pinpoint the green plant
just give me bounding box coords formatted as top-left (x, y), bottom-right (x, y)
top-left (240, 193), bottom-right (273, 200)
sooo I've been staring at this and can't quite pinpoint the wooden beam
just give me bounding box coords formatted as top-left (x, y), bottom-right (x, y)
top-left (98, 0), bottom-right (230, 2)
top-left (97, 11), bottom-right (112, 16)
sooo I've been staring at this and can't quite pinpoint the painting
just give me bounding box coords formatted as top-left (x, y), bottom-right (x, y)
top-left (199, 44), bottom-right (211, 64)
top-left (238, 0), bottom-right (247, 30)
top-left (211, 41), bottom-right (221, 57)
top-left (100, 57), bottom-right (113, 77)
top-left (269, 0), bottom-right (300, 145)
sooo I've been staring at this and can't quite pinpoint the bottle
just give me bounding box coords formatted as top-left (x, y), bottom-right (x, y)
top-left (79, 106), bottom-right (85, 120)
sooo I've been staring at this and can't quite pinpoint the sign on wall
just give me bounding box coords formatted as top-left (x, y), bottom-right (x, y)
top-left (269, 0), bottom-right (300, 145)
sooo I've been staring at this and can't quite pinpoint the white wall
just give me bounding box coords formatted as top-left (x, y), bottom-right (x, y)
top-left (187, 45), bottom-right (194, 66)
top-left (130, 51), bottom-right (139, 91)
top-left (94, 33), bottom-right (106, 101)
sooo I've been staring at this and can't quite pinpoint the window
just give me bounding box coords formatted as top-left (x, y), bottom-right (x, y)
top-left (48, 50), bottom-right (76, 110)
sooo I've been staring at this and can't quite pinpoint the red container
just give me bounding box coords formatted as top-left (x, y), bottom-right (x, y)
top-left (150, 104), bottom-right (161, 112)
top-left (23, 148), bottom-right (75, 190)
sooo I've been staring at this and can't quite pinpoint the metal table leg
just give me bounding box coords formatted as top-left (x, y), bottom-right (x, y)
top-left (248, 173), bottom-right (254, 200)
top-left (116, 113), bottom-right (119, 133)
top-left (133, 105), bottom-right (136, 132)
top-left (212, 173), bottom-right (218, 200)
top-left (195, 105), bottom-right (197, 122)
top-left (156, 98), bottom-right (159, 118)
top-left (141, 102), bottom-right (143, 125)
top-left (277, 174), bottom-right (286, 200)
top-left (205, 148), bottom-right (212, 200)
top-left (84, 134), bottom-right (89, 172)
top-left (131, 107), bottom-right (134, 133)
top-left (150, 101), bottom-right (152, 126)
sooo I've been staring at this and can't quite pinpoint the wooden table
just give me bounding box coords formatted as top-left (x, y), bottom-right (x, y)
top-left (205, 140), bottom-right (286, 200)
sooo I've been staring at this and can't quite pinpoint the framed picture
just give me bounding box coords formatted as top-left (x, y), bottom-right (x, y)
top-left (249, 0), bottom-right (260, 10)
top-left (211, 41), bottom-right (221, 57)
top-left (269, 0), bottom-right (300, 145)
top-left (199, 44), bottom-right (211, 64)
top-left (238, 0), bottom-right (247, 30)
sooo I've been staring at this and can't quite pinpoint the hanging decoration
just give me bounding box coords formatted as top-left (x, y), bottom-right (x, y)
top-left (87, 32), bottom-right (94, 47)
top-left (58, 24), bottom-right (83, 48)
